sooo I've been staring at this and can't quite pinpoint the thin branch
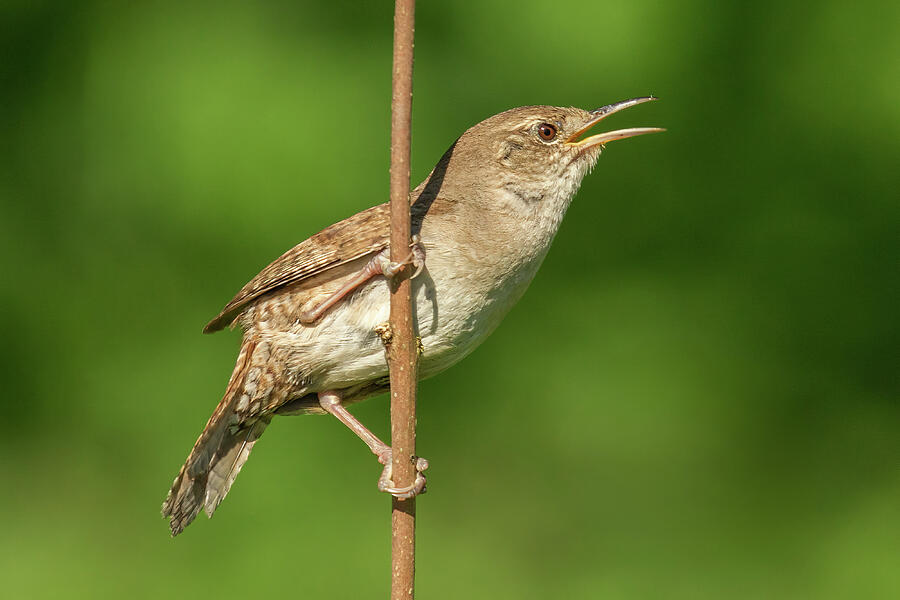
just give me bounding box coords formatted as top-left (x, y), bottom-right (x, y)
top-left (388, 1), bottom-right (417, 600)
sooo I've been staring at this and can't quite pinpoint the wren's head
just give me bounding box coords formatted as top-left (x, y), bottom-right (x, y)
top-left (440, 97), bottom-right (663, 221)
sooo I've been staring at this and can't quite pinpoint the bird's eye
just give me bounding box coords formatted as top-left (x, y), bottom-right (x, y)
top-left (537, 123), bottom-right (558, 142)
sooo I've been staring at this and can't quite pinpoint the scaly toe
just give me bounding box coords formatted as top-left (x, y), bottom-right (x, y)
top-left (376, 451), bottom-right (429, 499)
top-left (410, 237), bottom-right (426, 279)
top-left (379, 472), bottom-right (427, 499)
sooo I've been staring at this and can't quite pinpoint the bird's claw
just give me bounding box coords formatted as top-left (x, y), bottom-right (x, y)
top-left (381, 235), bottom-right (426, 279)
top-left (409, 235), bottom-right (426, 279)
top-left (377, 448), bottom-right (428, 500)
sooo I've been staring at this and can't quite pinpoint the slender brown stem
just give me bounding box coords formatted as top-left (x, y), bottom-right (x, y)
top-left (388, 1), bottom-right (417, 599)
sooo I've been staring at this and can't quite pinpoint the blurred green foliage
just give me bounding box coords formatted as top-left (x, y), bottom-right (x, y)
top-left (1, 1), bottom-right (897, 598)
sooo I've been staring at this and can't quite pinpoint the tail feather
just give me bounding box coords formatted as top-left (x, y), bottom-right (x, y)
top-left (203, 415), bottom-right (270, 516)
top-left (162, 340), bottom-right (271, 536)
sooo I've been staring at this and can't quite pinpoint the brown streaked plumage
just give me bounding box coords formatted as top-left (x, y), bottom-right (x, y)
top-left (162, 99), bottom-right (663, 536)
top-left (204, 203), bottom-right (392, 334)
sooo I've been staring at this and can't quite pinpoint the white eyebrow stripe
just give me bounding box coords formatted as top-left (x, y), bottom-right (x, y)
top-left (511, 118), bottom-right (540, 130)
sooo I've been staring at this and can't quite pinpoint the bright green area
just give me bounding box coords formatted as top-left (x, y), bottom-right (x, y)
top-left (2, 1), bottom-right (897, 598)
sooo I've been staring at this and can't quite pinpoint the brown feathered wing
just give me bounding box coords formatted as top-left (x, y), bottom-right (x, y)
top-left (203, 202), bottom-right (392, 333)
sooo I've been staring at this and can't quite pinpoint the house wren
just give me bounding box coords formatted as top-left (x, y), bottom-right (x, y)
top-left (162, 97), bottom-right (663, 535)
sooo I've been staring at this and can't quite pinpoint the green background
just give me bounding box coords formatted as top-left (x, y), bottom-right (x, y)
top-left (2, 1), bottom-right (897, 598)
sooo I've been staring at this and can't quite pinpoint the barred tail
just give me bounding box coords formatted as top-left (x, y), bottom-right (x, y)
top-left (162, 340), bottom-right (271, 536)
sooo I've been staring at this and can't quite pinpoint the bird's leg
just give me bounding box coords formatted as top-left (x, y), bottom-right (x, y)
top-left (298, 254), bottom-right (384, 325)
top-left (318, 390), bottom-right (428, 499)
top-left (299, 236), bottom-right (426, 325)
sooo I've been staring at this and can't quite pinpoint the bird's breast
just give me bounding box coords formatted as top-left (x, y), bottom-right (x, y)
top-left (253, 204), bottom-right (560, 394)
top-left (411, 213), bottom-right (554, 378)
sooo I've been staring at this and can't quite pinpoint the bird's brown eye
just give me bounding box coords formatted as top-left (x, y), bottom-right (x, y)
top-left (537, 123), bottom-right (558, 141)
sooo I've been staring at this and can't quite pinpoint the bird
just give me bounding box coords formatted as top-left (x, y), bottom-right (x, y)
top-left (162, 97), bottom-right (663, 536)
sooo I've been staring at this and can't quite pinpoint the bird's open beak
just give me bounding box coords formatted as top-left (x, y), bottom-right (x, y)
top-left (566, 97), bottom-right (664, 148)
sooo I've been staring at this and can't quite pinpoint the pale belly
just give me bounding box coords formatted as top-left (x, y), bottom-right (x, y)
top-left (261, 241), bottom-right (546, 395)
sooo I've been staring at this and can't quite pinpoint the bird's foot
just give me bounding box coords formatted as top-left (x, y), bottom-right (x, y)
top-left (380, 235), bottom-right (426, 279)
top-left (376, 448), bottom-right (428, 500)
